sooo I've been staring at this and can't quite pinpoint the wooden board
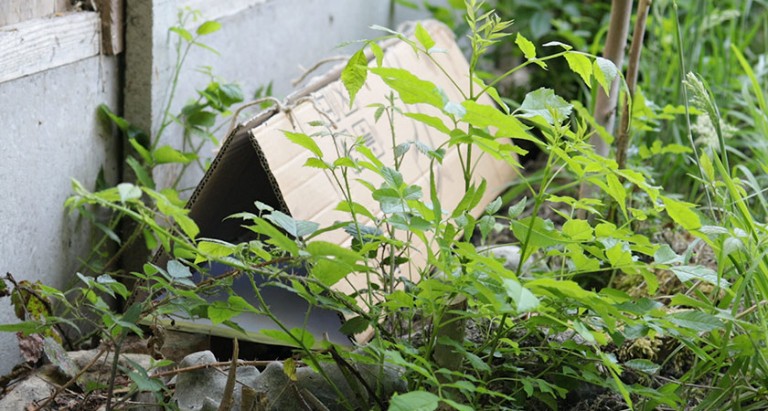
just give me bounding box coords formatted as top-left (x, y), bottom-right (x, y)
top-left (0, 12), bottom-right (100, 84)
top-left (0, 0), bottom-right (56, 27)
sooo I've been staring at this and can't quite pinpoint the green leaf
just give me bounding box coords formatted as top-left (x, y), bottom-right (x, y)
top-left (593, 57), bottom-right (618, 95)
top-left (307, 241), bottom-right (363, 286)
top-left (661, 197), bottom-right (702, 231)
top-left (166, 260), bottom-right (192, 280)
top-left (509, 216), bottom-right (564, 248)
top-left (462, 100), bottom-right (532, 140)
top-left (339, 316), bottom-right (370, 336)
top-left (283, 131), bottom-right (323, 157)
top-left (667, 310), bottom-right (724, 332)
top-left (265, 211), bottom-right (319, 238)
top-left (153, 145), bottom-right (194, 165)
top-left (485, 196), bottom-right (502, 215)
top-left (503, 279), bottom-right (539, 312)
top-left (196, 21), bottom-right (222, 36)
top-left (246, 218), bottom-right (300, 256)
top-left (671, 265), bottom-right (730, 288)
top-left (341, 49), bottom-right (369, 107)
top-left (175, 214), bottom-right (200, 239)
top-left (219, 83), bottom-right (244, 105)
top-left (197, 240), bottom-right (237, 261)
top-left (126, 156), bottom-right (154, 189)
top-left (564, 52), bottom-right (593, 86)
top-left (562, 219), bottom-right (593, 241)
top-left (169, 27), bottom-right (193, 42)
top-left (369, 41), bottom-right (384, 67)
top-left (414, 22), bottom-right (435, 50)
top-left (370, 67), bottom-right (443, 109)
top-left (624, 358), bottom-right (661, 375)
top-left (388, 391), bottom-right (439, 411)
top-left (519, 88), bottom-right (573, 125)
top-left (187, 110), bottom-right (217, 127)
top-left (261, 328), bottom-right (315, 349)
top-left (208, 296), bottom-right (254, 324)
top-left (507, 197), bottom-right (526, 218)
top-left (117, 183), bottom-right (142, 203)
top-left (515, 33), bottom-right (537, 60)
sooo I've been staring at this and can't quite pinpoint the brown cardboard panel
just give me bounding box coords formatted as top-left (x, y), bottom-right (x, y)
top-left (158, 21), bottom-right (517, 346)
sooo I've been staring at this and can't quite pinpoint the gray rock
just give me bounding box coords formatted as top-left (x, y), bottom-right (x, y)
top-left (0, 375), bottom-right (54, 410)
top-left (174, 350), bottom-right (261, 411)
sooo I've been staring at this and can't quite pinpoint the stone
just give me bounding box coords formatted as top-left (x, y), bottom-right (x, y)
top-left (0, 375), bottom-right (54, 410)
top-left (174, 350), bottom-right (261, 411)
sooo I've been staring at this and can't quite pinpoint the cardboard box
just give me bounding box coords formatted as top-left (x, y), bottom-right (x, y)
top-left (156, 21), bottom-right (517, 347)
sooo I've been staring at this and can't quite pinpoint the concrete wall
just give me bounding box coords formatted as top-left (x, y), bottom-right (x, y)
top-left (0, 56), bottom-right (121, 373)
top-left (0, 0), bottom-right (432, 373)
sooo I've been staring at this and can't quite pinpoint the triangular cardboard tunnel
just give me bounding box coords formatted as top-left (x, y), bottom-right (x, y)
top-left (155, 21), bottom-right (517, 347)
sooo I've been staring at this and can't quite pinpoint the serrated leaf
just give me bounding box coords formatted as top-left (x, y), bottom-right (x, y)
top-left (507, 197), bottom-right (526, 218)
top-left (339, 316), bottom-right (370, 336)
top-left (671, 265), bottom-right (730, 288)
top-left (503, 279), bottom-right (540, 312)
top-left (519, 88), bottom-right (573, 125)
top-left (667, 310), bottom-right (723, 332)
top-left (284, 131), bottom-right (322, 158)
top-left (414, 23), bottom-right (435, 50)
top-left (509, 216), bottom-right (563, 248)
top-left (266, 211), bottom-right (319, 238)
top-left (624, 359), bottom-right (661, 374)
top-left (593, 57), bottom-right (618, 95)
top-left (515, 33), bottom-right (537, 60)
top-left (388, 391), bottom-right (439, 411)
top-left (462, 100), bottom-right (532, 140)
top-left (661, 197), bottom-right (702, 231)
top-left (564, 52), bottom-right (593, 87)
top-left (370, 67), bottom-right (443, 108)
top-left (341, 49), bottom-right (369, 106)
top-left (485, 196), bottom-right (502, 215)
top-left (562, 219), bottom-right (593, 241)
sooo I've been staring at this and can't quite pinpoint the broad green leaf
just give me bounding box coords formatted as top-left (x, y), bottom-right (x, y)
top-left (593, 57), bottom-right (618, 95)
top-left (117, 183), bottom-right (142, 203)
top-left (461, 100), bottom-right (532, 140)
top-left (671, 265), bottom-right (730, 288)
top-left (562, 219), bottom-right (593, 241)
top-left (564, 52), bottom-right (593, 86)
top-left (187, 110), bottom-right (216, 127)
top-left (307, 241), bottom-right (363, 286)
top-left (196, 21), bottom-right (222, 35)
top-left (503, 279), bottom-right (540, 312)
top-left (341, 49), bottom-right (369, 106)
top-left (624, 359), bottom-right (661, 374)
top-left (370, 67), bottom-right (443, 109)
top-left (515, 33), bottom-right (537, 60)
top-left (509, 216), bottom-right (564, 248)
top-left (261, 328), bottom-right (315, 349)
top-left (246, 218), bottom-right (300, 256)
top-left (197, 240), bottom-right (236, 263)
top-left (605, 242), bottom-right (634, 268)
top-left (153, 145), bottom-right (194, 165)
top-left (653, 245), bottom-right (683, 264)
top-left (661, 197), bottom-right (702, 231)
top-left (339, 316), bottom-right (370, 336)
top-left (169, 27), bottom-right (193, 42)
top-left (284, 131), bottom-right (322, 158)
top-left (265, 210), bottom-right (319, 238)
top-left (404, 113), bottom-right (450, 134)
top-left (388, 391), bottom-right (439, 411)
top-left (126, 156), bottom-right (154, 189)
top-left (166, 260), bottom-right (192, 279)
top-left (667, 310), bottom-right (723, 332)
top-left (519, 88), bottom-right (573, 125)
top-left (414, 23), bottom-right (436, 50)
top-left (175, 214), bottom-right (199, 239)
top-left (507, 196), bottom-right (526, 218)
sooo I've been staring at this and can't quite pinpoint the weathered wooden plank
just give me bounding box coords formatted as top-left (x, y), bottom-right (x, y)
top-left (181, 0), bottom-right (267, 21)
top-left (54, 0), bottom-right (71, 13)
top-left (100, 0), bottom-right (124, 55)
top-left (0, 0), bottom-right (56, 27)
top-left (0, 12), bottom-right (101, 84)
